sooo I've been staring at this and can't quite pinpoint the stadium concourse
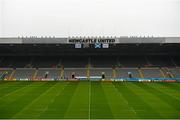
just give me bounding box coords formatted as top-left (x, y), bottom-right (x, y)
top-left (0, 37), bottom-right (180, 82)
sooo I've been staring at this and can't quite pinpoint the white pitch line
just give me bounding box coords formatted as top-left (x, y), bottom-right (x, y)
top-left (38, 83), bottom-right (68, 118)
top-left (12, 82), bottom-right (59, 118)
top-left (113, 84), bottom-right (137, 115)
top-left (130, 107), bottom-right (137, 115)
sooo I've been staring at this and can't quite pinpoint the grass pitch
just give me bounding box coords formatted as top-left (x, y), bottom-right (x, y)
top-left (0, 81), bottom-right (180, 119)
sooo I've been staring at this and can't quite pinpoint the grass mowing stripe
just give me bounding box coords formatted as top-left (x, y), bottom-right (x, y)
top-left (89, 81), bottom-right (91, 119)
top-left (0, 82), bottom-right (55, 119)
top-left (0, 81), bottom-right (15, 86)
top-left (157, 83), bottom-right (180, 98)
top-left (90, 82), bottom-right (113, 119)
top-left (64, 82), bottom-right (89, 119)
top-left (130, 82), bottom-right (178, 118)
top-left (0, 82), bottom-right (33, 98)
top-left (11, 82), bottom-right (63, 118)
top-left (146, 83), bottom-right (180, 112)
top-left (36, 82), bottom-right (69, 118)
top-left (0, 81), bottom-right (7, 84)
top-left (172, 83), bottom-right (180, 87)
top-left (113, 82), bottom-right (162, 119)
top-left (0, 82), bottom-right (27, 90)
top-left (1, 81), bottom-right (180, 119)
top-left (38, 82), bottom-right (78, 119)
top-left (151, 83), bottom-right (180, 101)
top-left (158, 83), bottom-right (180, 99)
top-left (0, 82), bottom-right (42, 107)
top-left (101, 82), bottom-right (138, 119)
top-left (37, 82), bottom-right (69, 118)
top-left (0, 82), bottom-right (53, 118)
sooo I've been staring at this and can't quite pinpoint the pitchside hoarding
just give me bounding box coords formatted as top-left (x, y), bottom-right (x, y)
top-left (112, 78), bottom-right (180, 82)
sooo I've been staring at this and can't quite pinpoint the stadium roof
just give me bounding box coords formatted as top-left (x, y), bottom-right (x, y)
top-left (0, 37), bottom-right (180, 44)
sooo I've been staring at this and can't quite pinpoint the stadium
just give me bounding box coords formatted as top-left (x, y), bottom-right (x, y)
top-left (1, 37), bottom-right (180, 82)
top-left (0, 0), bottom-right (180, 119)
top-left (0, 37), bottom-right (180, 119)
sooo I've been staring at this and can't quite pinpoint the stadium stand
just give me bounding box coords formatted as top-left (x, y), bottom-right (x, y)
top-left (62, 56), bottom-right (88, 68)
top-left (13, 68), bottom-right (35, 80)
top-left (115, 68), bottom-right (141, 78)
top-left (90, 56), bottom-right (117, 67)
top-left (0, 37), bottom-right (180, 81)
top-left (141, 68), bottom-right (164, 78)
top-left (32, 56), bottom-right (59, 68)
top-left (64, 68), bottom-right (87, 79)
top-left (36, 68), bottom-right (61, 80)
top-left (0, 57), bottom-right (15, 68)
top-left (0, 56), bottom-right (32, 68)
top-left (89, 68), bottom-right (113, 79)
top-left (118, 56), bottom-right (147, 67)
top-left (172, 56), bottom-right (180, 66)
top-left (168, 68), bottom-right (180, 78)
top-left (0, 68), bottom-right (13, 80)
top-left (146, 56), bottom-right (175, 67)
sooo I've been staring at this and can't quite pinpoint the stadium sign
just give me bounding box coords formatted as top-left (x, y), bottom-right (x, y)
top-left (68, 38), bottom-right (116, 43)
top-left (112, 78), bottom-right (180, 82)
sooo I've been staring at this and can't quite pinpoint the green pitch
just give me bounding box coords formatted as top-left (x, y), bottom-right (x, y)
top-left (0, 81), bottom-right (180, 119)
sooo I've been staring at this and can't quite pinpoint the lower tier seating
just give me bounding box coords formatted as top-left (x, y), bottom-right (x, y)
top-left (116, 68), bottom-right (140, 78)
top-left (1, 67), bottom-right (180, 80)
top-left (141, 68), bottom-right (164, 78)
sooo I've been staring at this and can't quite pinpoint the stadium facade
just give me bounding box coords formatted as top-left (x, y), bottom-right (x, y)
top-left (0, 37), bottom-right (180, 82)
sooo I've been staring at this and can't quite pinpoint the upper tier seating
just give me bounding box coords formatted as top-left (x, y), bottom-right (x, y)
top-left (0, 57), bottom-right (31, 68)
top-left (91, 56), bottom-right (117, 68)
top-left (172, 56), bottom-right (180, 66)
top-left (62, 57), bottom-right (88, 68)
top-left (118, 56), bottom-right (147, 67)
top-left (146, 56), bottom-right (175, 67)
top-left (32, 57), bottom-right (59, 68)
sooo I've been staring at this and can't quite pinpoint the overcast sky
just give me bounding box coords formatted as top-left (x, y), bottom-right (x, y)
top-left (0, 0), bottom-right (180, 37)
